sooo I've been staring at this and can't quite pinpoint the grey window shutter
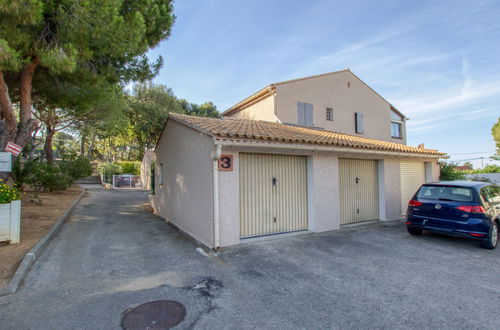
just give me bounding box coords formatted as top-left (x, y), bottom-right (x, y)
top-left (305, 103), bottom-right (314, 127)
top-left (355, 112), bottom-right (364, 133)
top-left (297, 102), bottom-right (306, 125)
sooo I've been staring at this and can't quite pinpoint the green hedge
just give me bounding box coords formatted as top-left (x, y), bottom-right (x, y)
top-left (12, 157), bottom-right (93, 192)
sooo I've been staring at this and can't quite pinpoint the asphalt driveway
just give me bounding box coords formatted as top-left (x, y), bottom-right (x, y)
top-left (0, 186), bottom-right (499, 329)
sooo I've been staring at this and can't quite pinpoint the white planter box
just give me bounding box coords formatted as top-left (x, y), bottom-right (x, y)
top-left (0, 200), bottom-right (21, 244)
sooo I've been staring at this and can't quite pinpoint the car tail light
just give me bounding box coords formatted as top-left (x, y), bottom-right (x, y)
top-left (456, 205), bottom-right (485, 213)
top-left (408, 200), bottom-right (422, 207)
top-left (405, 221), bottom-right (411, 226)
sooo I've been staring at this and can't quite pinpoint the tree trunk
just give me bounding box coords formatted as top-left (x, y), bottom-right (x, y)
top-left (44, 128), bottom-right (55, 162)
top-left (15, 58), bottom-right (40, 148)
top-left (0, 72), bottom-right (16, 150)
top-left (87, 136), bottom-right (95, 159)
top-left (0, 59), bottom-right (39, 154)
top-left (80, 133), bottom-right (86, 156)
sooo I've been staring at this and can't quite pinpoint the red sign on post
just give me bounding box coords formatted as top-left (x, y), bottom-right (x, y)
top-left (5, 142), bottom-right (22, 156)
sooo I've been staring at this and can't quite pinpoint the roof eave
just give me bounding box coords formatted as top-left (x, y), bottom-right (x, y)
top-left (214, 139), bottom-right (445, 159)
top-left (154, 113), bottom-right (215, 152)
top-left (222, 85), bottom-right (275, 116)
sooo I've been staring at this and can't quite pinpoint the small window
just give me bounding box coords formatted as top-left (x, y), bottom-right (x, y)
top-left (391, 122), bottom-right (402, 138)
top-left (355, 112), bottom-right (364, 134)
top-left (326, 108), bottom-right (334, 121)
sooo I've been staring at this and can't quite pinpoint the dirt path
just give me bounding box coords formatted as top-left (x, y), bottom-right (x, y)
top-left (0, 186), bottom-right (83, 288)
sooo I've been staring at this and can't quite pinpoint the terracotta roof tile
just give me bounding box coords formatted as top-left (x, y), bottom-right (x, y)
top-left (169, 113), bottom-right (445, 156)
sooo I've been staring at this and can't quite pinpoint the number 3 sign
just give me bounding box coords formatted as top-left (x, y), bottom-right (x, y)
top-left (218, 154), bottom-right (233, 171)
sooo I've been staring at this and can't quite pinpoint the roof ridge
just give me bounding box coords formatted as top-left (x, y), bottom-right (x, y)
top-left (271, 68), bottom-right (350, 86)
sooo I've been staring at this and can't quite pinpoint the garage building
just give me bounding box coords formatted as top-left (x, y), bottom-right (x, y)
top-left (149, 113), bottom-right (445, 249)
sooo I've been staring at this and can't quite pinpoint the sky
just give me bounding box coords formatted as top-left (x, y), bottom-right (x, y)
top-left (148, 0), bottom-right (500, 168)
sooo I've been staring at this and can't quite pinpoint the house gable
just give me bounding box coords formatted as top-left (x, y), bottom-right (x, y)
top-left (274, 70), bottom-right (406, 144)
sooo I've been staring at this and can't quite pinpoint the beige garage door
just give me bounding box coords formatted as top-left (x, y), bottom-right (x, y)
top-left (339, 159), bottom-right (379, 225)
top-left (240, 153), bottom-right (308, 238)
top-left (400, 161), bottom-right (426, 215)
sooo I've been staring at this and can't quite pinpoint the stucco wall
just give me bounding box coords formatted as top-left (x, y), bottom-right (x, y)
top-left (308, 154), bottom-right (341, 231)
top-left (152, 120), bottom-right (214, 248)
top-left (225, 95), bottom-right (279, 122)
top-left (379, 159), bottom-right (403, 220)
top-left (431, 161), bottom-right (440, 181)
top-left (217, 151), bottom-right (240, 246)
top-left (275, 71), bottom-right (407, 144)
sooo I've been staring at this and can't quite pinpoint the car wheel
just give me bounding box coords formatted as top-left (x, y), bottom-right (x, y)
top-left (480, 220), bottom-right (498, 250)
top-left (407, 227), bottom-right (423, 235)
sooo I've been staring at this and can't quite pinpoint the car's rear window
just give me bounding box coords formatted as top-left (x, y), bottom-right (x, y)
top-left (417, 185), bottom-right (475, 202)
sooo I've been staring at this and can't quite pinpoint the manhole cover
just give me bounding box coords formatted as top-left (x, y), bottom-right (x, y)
top-left (121, 300), bottom-right (186, 330)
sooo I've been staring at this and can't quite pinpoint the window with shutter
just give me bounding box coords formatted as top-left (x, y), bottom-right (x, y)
top-left (305, 103), bottom-right (314, 127)
top-left (297, 102), bottom-right (314, 127)
top-left (297, 102), bottom-right (306, 125)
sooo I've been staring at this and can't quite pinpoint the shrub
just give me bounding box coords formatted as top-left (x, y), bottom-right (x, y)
top-left (11, 157), bottom-right (38, 191)
top-left (477, 164), bottom-right (500, 173)
top-left (59, 157), bottom-right (93, 181)
top-left (439, 162), bottom-right (465, 181)
top-left (28, 163), bottom-right (73, 192)
top-left (99, 163), bottom-right (123, 176)
top-left (0, 180), bottom-right (21, 204)
top-left (115, 161), bottom-right (140, 175)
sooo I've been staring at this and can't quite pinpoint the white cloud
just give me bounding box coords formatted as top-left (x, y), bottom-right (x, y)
top-left (408, 106), bottom-right (500, 133)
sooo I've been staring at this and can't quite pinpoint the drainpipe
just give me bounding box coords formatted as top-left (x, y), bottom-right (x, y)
top-left (212, 143), bottom-right (222, 250)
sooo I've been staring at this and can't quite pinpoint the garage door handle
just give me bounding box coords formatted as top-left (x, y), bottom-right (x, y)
top-left (355, 177), bottom-right (360, 184)
top-left (272, 177), bottom-right (277, 186)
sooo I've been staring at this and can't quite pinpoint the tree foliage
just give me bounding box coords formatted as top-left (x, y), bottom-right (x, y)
top-left (0, 0), bottom-right (176, 159)
top-left (439, 162), bottom-right (465, 181)
top-left (492, 117), bottom-right (500, 161)
top-left (127, 82), bottom-right (183, 156)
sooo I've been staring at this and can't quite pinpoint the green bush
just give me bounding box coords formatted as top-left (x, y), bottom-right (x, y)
top-left (28, 163), bottom-right (72, 192)
top-left (472, 164), bottom-right (500, 174)
top-left (99, 163), bottom-right (123, 176)
top-left (114, 161), bottom-right (140, 175)
top-left (11, 158), bottom-right (39, 191)
top-left (59, 157), bottom-right (93, 181)
top-left (439, 162), bottom-right (465, 181)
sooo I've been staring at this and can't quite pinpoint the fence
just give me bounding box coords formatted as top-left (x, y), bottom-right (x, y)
top-left (112, 175), bottom-right (143, 189)
top-left (465, 173), bottom-right (500, 184)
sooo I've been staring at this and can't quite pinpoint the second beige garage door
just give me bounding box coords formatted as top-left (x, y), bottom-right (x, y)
top-left (400, 161), bottom-right (426, 215)
top-left (339, 159), bottom-right (379, 225)
top-left (240, 153), bottom-right (308, 238)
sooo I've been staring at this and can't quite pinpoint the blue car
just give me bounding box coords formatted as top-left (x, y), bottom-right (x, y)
top-left (405, 181), bottom-right (500, 249)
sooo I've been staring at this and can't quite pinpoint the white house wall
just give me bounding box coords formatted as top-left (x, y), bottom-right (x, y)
top-left (152, 120), bottom-right (214, 247)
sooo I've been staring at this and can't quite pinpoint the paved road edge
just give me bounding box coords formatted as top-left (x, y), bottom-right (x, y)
top-left (0, 189), bottom-right (86, 297)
